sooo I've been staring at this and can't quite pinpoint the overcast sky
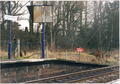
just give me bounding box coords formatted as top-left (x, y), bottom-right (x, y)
top-left (17, 1), bottom-right (30, 31)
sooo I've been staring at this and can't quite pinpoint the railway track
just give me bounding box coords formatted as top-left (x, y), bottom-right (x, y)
top-left (22, 65), bottom-right (119, 83)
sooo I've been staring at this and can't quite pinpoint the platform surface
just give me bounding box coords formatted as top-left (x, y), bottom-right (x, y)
top-left (0, 58), bottom-right (57, 64)
top-left (107, 79), bottom-right (120, 84)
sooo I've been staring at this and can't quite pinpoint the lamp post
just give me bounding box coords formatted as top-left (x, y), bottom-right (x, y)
top-left (8, 1), bottom-right (11, 59)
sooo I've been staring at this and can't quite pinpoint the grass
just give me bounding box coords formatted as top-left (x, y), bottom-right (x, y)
top-left (0, 56), bottom-right (25, 59)
top-left (1, 49), bottom-right (119, 65)
top-left (1, 56), bottom-right (8, 59)
top-left (14, 57), bottom-right (25, 59)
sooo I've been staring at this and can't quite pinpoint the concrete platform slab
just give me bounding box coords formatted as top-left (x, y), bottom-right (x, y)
top-left (107, 79), bottom-right (120, 84)
top-left (0, 58), bottom-right (57, 64)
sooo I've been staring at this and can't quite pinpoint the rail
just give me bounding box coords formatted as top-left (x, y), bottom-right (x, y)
top-left (21, 65), bottom-right (119, 83)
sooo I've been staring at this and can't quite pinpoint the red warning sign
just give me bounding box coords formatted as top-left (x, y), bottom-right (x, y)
top-left (76, 48), bottom-right (84, 53)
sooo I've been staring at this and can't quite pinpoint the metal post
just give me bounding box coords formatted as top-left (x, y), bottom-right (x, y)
top-left (14, 38), bottom-right (17, 58)
top-left (17, 39), bottom-right (20, 57)
top-left (14, 43), bottom-right (15, 58)
top-left (8, 1), bottom-right (11, 59)
top-left (42, 23), bottom-right (45, 58)
top-left (65, 50), bottom-right (67, 60)
top-left (46, 46), bottom-right (47, 58)
top-left (40, 42), bottom-right (42, 58)
top-left (79, 52), bottom-right (80, 62)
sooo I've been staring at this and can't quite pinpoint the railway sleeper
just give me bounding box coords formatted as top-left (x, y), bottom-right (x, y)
top-left (54, 78), bottom-right (61, 81)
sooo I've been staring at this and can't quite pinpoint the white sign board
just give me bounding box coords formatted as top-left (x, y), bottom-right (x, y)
top-left (4, 15), bottom-right (17, 22)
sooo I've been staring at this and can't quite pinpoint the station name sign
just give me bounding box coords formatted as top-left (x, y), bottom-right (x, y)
top-left (4, 15), bottom-right (17, 22)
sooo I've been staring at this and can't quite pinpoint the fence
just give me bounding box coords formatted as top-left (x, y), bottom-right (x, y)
top-left (1, 40), bottom-right (14, 58)
top-left (14, 39), bottom-right (41, 58)
top-left (1, 40), bottom-right (119, 65)
top-left (1, 39), bottom-right (42, 59)
top-left (45, 48), bottom-right (88, 62)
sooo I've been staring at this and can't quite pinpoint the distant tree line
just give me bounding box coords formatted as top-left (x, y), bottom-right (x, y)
top-left (0, 1), bottom-right (119, 52)
top-left (42, 1), bottom-right (119, 52)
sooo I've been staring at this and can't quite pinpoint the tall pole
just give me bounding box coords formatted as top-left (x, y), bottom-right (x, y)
top-left (79, 52), bottom-right (80, 62)
top-left (8, 1), bottom-right (11, 59)
top-left (42, 23), bottom-right (45, 58)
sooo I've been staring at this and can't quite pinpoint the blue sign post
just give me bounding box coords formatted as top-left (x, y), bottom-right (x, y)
top-left (42, 23), bottom-right (45, 58)
top-left (8, 1), bottom-right (11, 59)
top-left (27, 5), bottom-right (53, 58)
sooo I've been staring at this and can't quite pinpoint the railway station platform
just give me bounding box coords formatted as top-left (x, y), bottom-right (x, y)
top-left (1, 58), bottom-right (112, 83)
top-left (0, 58), bottom-right (57, 64)
top-left (107, 79), bottom-right (120, 84)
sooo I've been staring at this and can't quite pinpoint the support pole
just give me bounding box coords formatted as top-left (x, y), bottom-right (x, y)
top-left (46, 46), bottom-right (48, 58)
top-left (79, 52), bottom-right (80, 62)
top-left (14, 43), bottom-right (15, 58)
top-left (42, 23), bottom-right (45, 58)
top-left (17, 39), bottom-right (20, 57)
top-left (65, 50), bottom-right (67, 60)
top-left (8, 1), bottom-right (11, 59)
